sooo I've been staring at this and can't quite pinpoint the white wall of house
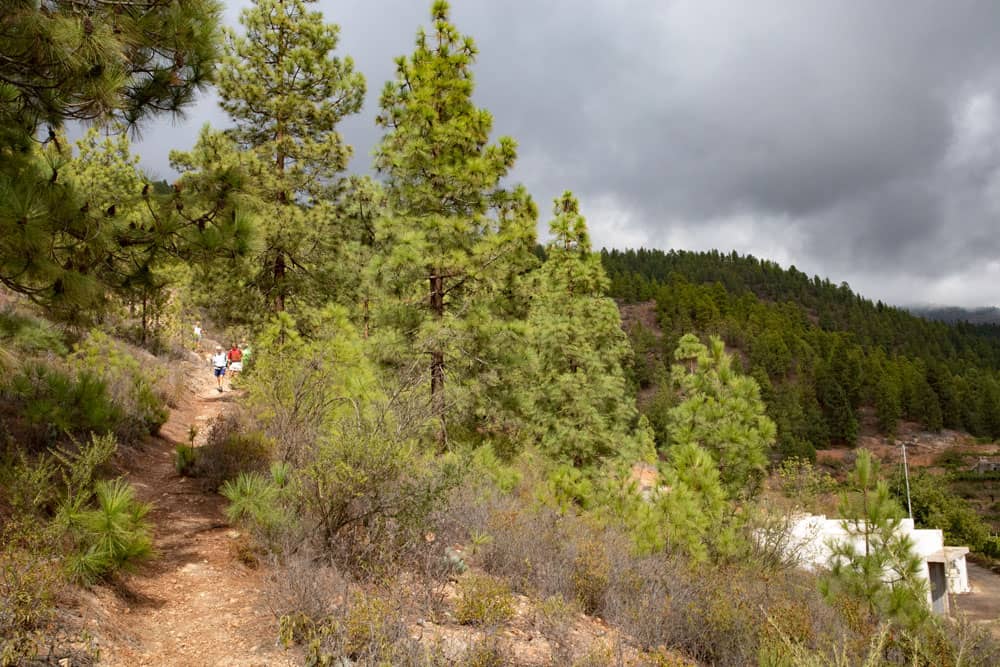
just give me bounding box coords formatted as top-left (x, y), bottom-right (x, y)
top-left (785, 514), bottom-right (970, 613)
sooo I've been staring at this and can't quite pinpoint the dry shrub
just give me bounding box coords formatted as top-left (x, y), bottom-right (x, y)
top-left (459, 637), bottom-right (507, 667)
top-left (0, 537), bottom-right (62, 664)
top-left (454, 573), bottom-right (515, 627)
top-left (277, 586), bottom-right (428, 666)
top-left (439, 479), bottom-right (866, 667)
top-left (533, 594), bottom-right (578, 664)
top-left (264, 550), bottom-right (348, 623)
top-left (194, 413), bottom-right (272, 490)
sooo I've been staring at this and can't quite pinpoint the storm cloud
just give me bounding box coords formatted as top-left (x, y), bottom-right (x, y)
top-left (134, 1), bottom-right (1000, 307)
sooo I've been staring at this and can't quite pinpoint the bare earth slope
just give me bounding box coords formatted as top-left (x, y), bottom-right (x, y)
top-left (91, 342), bottom-right (298, 666)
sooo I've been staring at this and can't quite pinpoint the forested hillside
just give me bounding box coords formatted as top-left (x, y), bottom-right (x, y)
top-left (604, 248), bottom-right (1000, 459)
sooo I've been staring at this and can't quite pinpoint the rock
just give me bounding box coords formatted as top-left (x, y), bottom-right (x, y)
top-left (444, 546), bottom-right (467, 573)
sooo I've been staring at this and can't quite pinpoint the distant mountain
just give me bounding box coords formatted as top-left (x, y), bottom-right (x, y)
top-left (908, 305), bottom-right (1000, 325)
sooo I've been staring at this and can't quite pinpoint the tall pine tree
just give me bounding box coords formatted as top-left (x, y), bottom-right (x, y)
top-left (372, 1), bottom-right (537, 439)
top-left (523, 193), bottom-right (652, 467)
top-left (215, 0), bottom-right (365, 316)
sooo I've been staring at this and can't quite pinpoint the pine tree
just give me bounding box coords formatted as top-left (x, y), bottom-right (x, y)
top-left (668, 334), bottom-right (775, 499)
top-left (0, 0), bottom-right (223, 314)
top-left (658, 442), bottom-right (739, 562)
top-left (524, 193), bottom-right (653, 467)
top-left (214, 0), bottom-right (365, 315)
top-left (372, 1), bottom-right (537, 438)
top-left (874, 370), bottom-right (902, 438)
top-left (821, 450), bottom-right (928, 627)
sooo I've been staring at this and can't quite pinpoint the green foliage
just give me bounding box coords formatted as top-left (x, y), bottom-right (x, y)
top-left (820, 450), bottom-right (928, 628)
top-left (0, 309), bottom-right (67, 356)
top-left (667, 334), bottom-right (775, 499)
top-left (777, 457), bottom-right (837, 512)
top-left (238, 309), bottom-right (458, 572)
top-left (0, 0), bottom-right (223, 315)
top-left (522, 193), bottom-right (654, 468)
top-left (6, 364), bottom-right (120, 448)
top-left (604, 248), bottom-right (1000, 447)
top-left (889, 470), bottom-right (991, 553)
top-left (220, 470), bottom-right (288, 542)
top-left (454, 574), bottom-right (516, 626)
top-left (203, 0), bottom-right (366, 319)
top-left (372, 0), bottom-right (537, 437)
top-left (174, 445), bottom-right (198, 476)
top-left (61, 478), bottom-right (153, 585)
top-left (68, 330), bottom-right (168, 440)
top-left (658, 442), bottom-right (741, 562)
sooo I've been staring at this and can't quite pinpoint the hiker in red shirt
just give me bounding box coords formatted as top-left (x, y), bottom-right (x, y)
top-left (226, 342), bottom-right (243, 387)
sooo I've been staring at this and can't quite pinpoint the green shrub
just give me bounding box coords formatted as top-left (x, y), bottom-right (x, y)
top-left (454, 574), bottom-right (515, 627)
top-left (61, 478), bottom-right (153, 584)
top-left (68, 330), bottom-right (168, 441)
top-left (174, 444), bottom-right (198, 476)
top-left (6, 365), bottom-right (121, 448)
top-left (195, 414), bottom-right (273, 490)
top-left (0, 309), bottom-right (67, 356)
top-left (221, 471), bottom-right (289, 544)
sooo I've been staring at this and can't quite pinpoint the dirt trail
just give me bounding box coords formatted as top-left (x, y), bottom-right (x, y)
top-left (96, 341), bottom-right (298, 667)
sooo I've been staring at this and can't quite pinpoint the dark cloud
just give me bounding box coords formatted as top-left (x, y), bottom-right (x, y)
top-left (132, 1), bottom-right (1000, 307)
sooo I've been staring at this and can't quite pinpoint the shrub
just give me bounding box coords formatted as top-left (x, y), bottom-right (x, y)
top-left (174, 444), bottom-right (197, 476)
top-left (0, 525), bottom-right (62, 666)
top-left (278, 588), bottom-right (428, 665)
top-left (5, 365), bottom-right (121, 449)
top-left (195, 413), bottom-right (273, 490)
top-left (67, 330), bottom-right (169, 442)
top-left (0, 309), bottom-right (67, 356)
top-left (572, 539), bottom-right (610, 614)
top-left (454, 574), bottom-right (515, 627)
top-left (220, 469), bottom-right (291, 546)
top-left (60, 477), bottom-right (153, 584)
top-left (460, 638), bottom-right (507, 667)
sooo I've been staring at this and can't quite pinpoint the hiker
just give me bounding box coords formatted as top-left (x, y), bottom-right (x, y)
top-left (227, 342), bottom-right (243, 385)
top-left (211, 345), bottom-right (227, 392)
top-left (193, 321), bottom-right (203, 351)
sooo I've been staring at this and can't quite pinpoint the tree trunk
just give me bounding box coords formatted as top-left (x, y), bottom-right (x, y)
top-left (430, 271), bottom-right (446, 442)
top-left (274, 251), bottom-right (286, 313)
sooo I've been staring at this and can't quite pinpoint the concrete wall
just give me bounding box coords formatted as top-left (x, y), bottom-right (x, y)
top-left (785, 515), bottom-right (969, 612)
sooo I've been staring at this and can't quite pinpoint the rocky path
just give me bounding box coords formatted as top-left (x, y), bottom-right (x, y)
top-left (96, 343), bottom-right (298, 666)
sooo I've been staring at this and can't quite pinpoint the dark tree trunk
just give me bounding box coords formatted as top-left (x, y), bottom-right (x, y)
top-left (274, 251), bottom-right (286, 313)
top-left (430, 272), bottom-right (446, 442)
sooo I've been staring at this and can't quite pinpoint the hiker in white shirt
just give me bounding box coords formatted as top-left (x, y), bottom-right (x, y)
top-left (211, 345), bottom-right (228, 392)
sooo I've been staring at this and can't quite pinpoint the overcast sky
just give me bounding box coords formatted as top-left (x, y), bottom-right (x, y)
top-left (134, 1), bottom-right (1000, 308)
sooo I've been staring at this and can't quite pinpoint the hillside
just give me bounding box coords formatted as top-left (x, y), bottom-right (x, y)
top-left (605, 248), bottom-right (1000, 457)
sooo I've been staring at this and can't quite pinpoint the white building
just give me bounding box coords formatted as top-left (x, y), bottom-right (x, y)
top-left (786, 515), bottom-right (970, 615)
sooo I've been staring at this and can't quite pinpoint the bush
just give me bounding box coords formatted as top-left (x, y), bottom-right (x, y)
top-left (0, 525), bottom-right (62, 666)
top-left (454, 574), bottom-right (515, 627)
top-left (68, 330), bottom-right (168, 441)
top-left (0, 308), bottom-right (67, 356)
top-left (194, 413), bottom-right (273, 490)
top-left (61, 477), bottom-right (153, 584)
top-left (278, 589), bottom-right (432, 665)
top-left (174, 444), bottom-right (197, 476)
top-left (5, 365), bottom-right (121, 449)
